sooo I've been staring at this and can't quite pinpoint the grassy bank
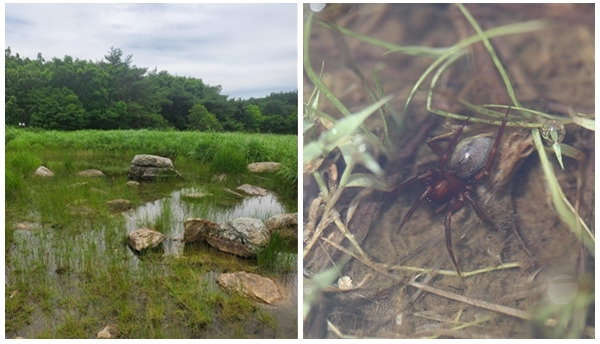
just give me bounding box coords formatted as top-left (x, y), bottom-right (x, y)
top-left (6, 127), bottom-right (297, 200)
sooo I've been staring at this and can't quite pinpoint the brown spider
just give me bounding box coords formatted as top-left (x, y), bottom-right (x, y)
top-left (395, 108), bottom-right (510, 276)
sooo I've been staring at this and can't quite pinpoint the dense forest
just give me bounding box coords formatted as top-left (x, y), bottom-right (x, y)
top-left (5, 47), bottom-right (297, 134)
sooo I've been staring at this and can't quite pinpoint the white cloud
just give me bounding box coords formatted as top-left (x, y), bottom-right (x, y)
top-left (5, 3), bottom-right (297, 99)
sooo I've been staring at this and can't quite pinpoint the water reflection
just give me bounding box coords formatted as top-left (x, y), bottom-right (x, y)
top-left (123, 187), bottom-right (288, 256)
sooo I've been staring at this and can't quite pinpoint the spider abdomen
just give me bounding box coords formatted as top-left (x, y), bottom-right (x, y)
top-left (449, 136), bottom-right (493, 178)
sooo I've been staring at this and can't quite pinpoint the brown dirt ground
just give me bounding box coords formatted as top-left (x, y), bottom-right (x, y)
top-left (303, 4), bottom-right (594, 339)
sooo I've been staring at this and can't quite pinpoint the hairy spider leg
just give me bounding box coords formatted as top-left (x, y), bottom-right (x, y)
top-left (474, 107), bottom-right (510, 182)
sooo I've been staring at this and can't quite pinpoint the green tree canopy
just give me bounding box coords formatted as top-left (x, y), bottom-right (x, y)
top-left (29, 86), bottom-right (88, 130)
top-left (187, 103), bottom-right (223, 131)
top-left (5, 47), bottom-right (297, 134)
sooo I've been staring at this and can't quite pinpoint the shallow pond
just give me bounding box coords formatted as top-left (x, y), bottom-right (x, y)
top-left (124, 187), bottom-right (287, 256)
top-left (7, 181), bottom-right (297, 338)
top-left (122, 186), bottom-right (298, 336)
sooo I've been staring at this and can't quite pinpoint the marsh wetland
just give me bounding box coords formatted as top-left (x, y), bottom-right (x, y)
top-left (5, 129), bottom-right (298, 338)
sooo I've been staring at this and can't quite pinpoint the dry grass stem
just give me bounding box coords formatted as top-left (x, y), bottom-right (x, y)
top-left (321, 237), bottom-right (531, 321)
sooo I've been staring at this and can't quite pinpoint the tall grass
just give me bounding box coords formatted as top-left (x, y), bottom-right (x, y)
top-left (5, 127), bottom-right (297, 200)
top-left (6, 128), bottom-right (296, 164)
top-left (5, 151), bottom-right (41, 201)
top-left (210, 144), bottom-right (248, 174)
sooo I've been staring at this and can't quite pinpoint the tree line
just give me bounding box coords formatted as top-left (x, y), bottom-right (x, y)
top-left (5, 47), bottom-right (297, 134)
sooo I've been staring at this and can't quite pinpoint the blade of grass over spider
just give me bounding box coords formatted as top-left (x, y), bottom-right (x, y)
top-left (457, 4), bottom-right (524, 114)
top-left (457, 101), bottom-right (545, 128)
top-left (425, 49), bottom-right (473, 123)
top-left (403, 49), bottom-right (462, 126)
top-left (426, 59), bottom-right (528, 128)
top-left (458, 4), bottom-right (593, 252)
top-left (402, 19), bottom-right (547, 124)
top-left (483, 105), bottom-right (566, 122)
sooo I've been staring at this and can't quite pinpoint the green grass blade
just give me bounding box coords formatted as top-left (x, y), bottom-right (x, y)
top-left (304, 12), bottom-right (350, 117)
top-left (458, 3), bottom-right (592, 252)
top-left (532, 125), bottom-right (594, 254)
top-left (303, 95), bottom-right (394, 164)
top-left (403, 17), bottom-right (547, 123)
top-left (344, 173), bottom-right (391, 191)
top-left (572, 114), bottom-right (595, 131)
top-left (319, 21), bottom-right (450, 57)
top-left (457, 3), bottom-right (522, 111)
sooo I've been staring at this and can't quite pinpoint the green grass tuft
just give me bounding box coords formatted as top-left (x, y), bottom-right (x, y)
top-left (256, 233), bottom-right (296, 273)
top-left (210, 144), bottom-right (248, 174)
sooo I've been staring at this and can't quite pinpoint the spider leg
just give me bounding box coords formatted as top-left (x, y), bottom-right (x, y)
top-left (395, 170), bottom-right (434, 233)
top-left (397, 185), bottom-right (432, 234)
top-left (393, 170), bottom-right (433, 192)
top-left (434, 202), bottom-right (449, 214)
top-left (444, 213), bottom-right (461, 276)
top-left (474, 107), bottom-right (510, 182)
top-left (432, 116), bottom-right (470, 169)
top-left (444, 198), bottom-right (465, 276)
top-left (426, 139), bottom-right (445, 157)
top-left (463, 189), bottom-right (492, 228)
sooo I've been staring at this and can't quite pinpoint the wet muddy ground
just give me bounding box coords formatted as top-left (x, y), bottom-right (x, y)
top-left (303, 4), bottom-right (594, 339)
top-left (6, 157), bottom-right (298, 338)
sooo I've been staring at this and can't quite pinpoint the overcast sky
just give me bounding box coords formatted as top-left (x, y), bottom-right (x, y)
top-left (5, 3), bottom-right (298, 99)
